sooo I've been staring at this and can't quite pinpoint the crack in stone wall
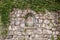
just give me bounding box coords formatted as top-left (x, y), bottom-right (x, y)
top-left (4, 8), bottom-right (59, 40)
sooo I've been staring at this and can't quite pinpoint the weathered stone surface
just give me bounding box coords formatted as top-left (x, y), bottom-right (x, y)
top-left (4, 9), bottom-right (59, 40)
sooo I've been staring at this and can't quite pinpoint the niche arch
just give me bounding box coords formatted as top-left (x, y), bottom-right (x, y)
top-left (23, 10), bottom-right (37, 27)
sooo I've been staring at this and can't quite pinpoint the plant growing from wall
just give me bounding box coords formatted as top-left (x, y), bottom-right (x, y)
top-left (51, 35), bottom-right (54, 40)
top-left (57, 35), bottom-right (60, 40)
top-left (0, 0), bottom-right (15, 39)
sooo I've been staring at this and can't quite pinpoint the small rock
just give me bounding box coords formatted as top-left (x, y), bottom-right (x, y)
top-left (20, 23), bottom-right (25, 27)
top-left (47, 30), bottom-right (52, 34)
top-left (9, 26), bottom-right (12, 30)
top-left (6, 35), bottom-right (13, 39)
top-left (44, 19), bottom-right (50, 24)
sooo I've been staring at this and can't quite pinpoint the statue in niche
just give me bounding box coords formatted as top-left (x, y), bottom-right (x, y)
top-left (25, 13), bottom-right (36, 27)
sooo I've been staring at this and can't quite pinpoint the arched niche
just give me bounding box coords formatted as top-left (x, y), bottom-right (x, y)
top-left (25, 13), bottom-right (36, 27)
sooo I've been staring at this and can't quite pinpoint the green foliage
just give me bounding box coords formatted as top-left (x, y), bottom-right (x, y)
top-left (1, 28), bottom-right (8, 37)
top-left (51, 35), bottom-right (54, 40)
top-left (57, 35), bottom-right (60, 40)
top-left (0, 0), bottom-right (60, 38)
top-left (0, 0), bottom-right (14, 38)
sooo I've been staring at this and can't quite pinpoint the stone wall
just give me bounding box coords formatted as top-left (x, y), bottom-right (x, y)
top-left (5, 8), bottom-right (59, 40)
